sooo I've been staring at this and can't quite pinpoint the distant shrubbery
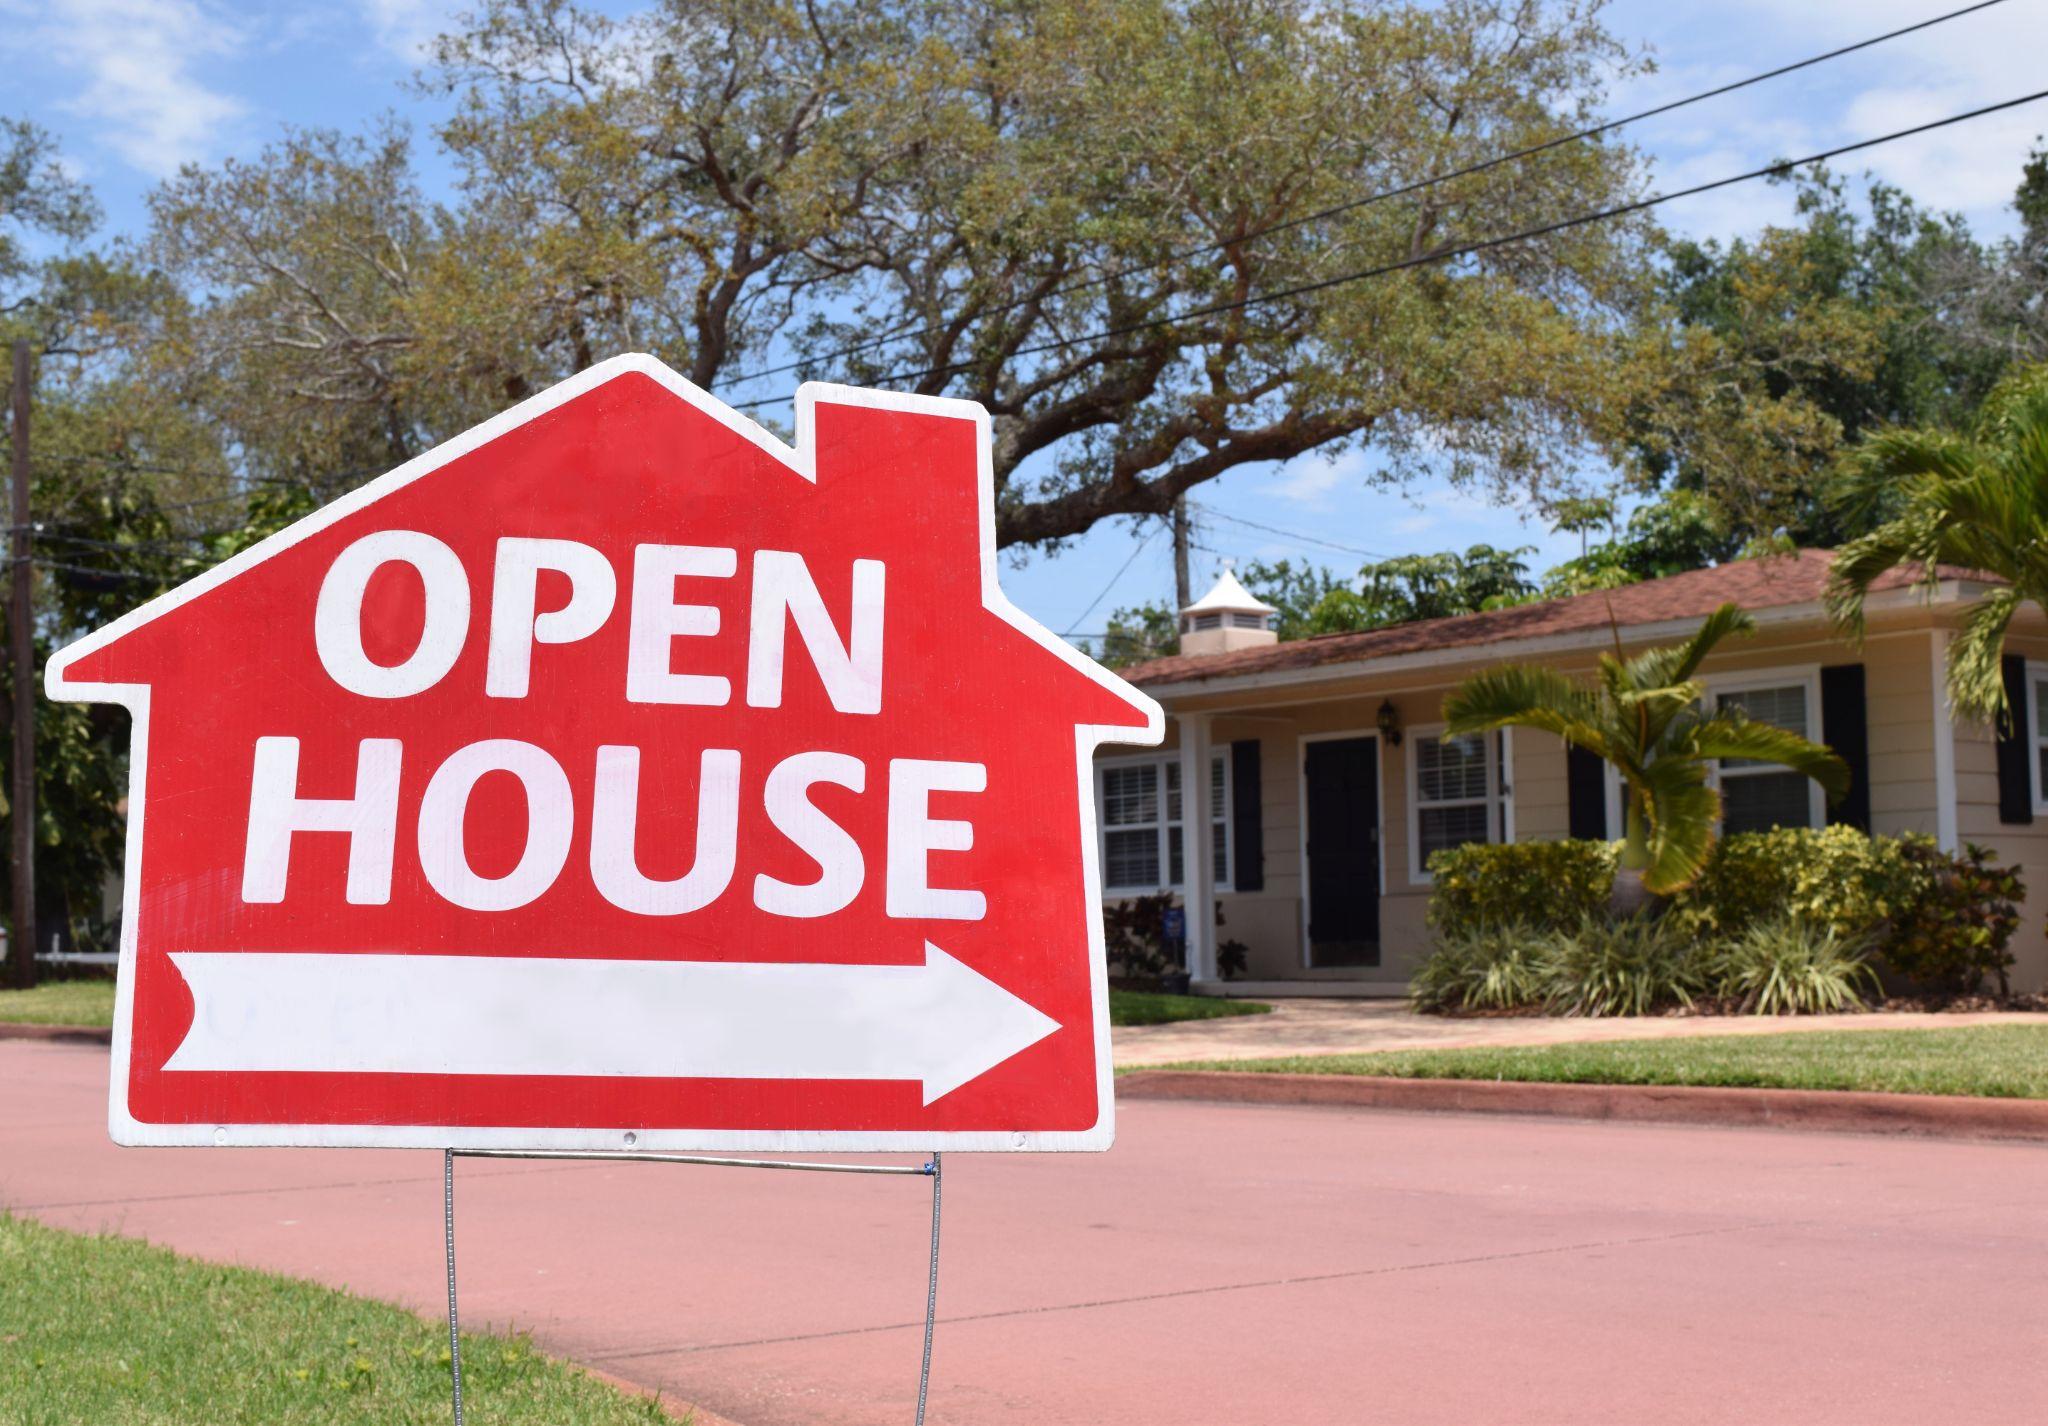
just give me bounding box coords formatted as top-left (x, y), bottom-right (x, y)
top-left (1103, 891), bottom-right (1250, 983)
top-left (1417, 828), bottom-right (2022, 1015)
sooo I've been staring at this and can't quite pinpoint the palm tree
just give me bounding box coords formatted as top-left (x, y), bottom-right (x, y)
top-left (1442, 603), bottom-right (1849, 915)
top-left (1825, 367), bottom-right (2048, 725)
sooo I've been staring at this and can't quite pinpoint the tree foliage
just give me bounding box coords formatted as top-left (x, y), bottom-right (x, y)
top-left (1622, 161), bottom-right (2047, 551)
top-left (131, 0), bottom-right (1657, 548)
top-left (1826, 363), bottom-right (2048, 725)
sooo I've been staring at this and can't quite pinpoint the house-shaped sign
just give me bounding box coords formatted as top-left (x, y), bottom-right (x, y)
top-left (47, 356), bottom-right (1163, 1152)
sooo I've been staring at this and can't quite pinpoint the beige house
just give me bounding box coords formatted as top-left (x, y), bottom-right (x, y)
top-left (1097, 550), bottom-right (2048, 995)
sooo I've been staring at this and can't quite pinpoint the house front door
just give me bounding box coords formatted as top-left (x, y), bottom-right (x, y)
top-left (1303, 735), bottom-right (1380, 967)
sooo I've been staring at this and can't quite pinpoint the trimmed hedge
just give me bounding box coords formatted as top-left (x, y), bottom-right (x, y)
top-left (1426, 839), bottom-right (1615, 934)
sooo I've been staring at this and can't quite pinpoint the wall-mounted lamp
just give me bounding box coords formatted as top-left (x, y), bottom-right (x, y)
top-left (1376, 698), bottom-right (1403, 747)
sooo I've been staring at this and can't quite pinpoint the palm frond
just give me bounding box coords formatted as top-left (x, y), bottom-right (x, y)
top-left (1948, 585), bottom-right (2025, 728)
top-left (1637, 758), bottom-right (1719, 895)
top-left (1441, 665), bottom-right (1599, 744)
top-left (1825, 511), bottom-right (1946, 635)
top-left (1684, 716), bottom-right (1851, 802)
top-left (1630, 602), bottom-right (1752, 689)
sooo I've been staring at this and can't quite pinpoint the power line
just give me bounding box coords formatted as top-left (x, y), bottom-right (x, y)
top-left (738, 85), bottom-right (2048, 411)
top-left (1192, 504), bottom-right (1388, 561)
top-left (40, 450), bottom-right (337, 489)
top-left (1060, 525), bottom-right (1162, 639)
top-left (30, 557), bottom-right (159, 583)
top-left (713, 0), bottom-right (2012, 396)
top-left (39, 530), bottom-right (228, 554)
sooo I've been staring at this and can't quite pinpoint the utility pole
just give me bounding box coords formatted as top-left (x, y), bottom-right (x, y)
top-left (8, 341), bottom-right (33, 990)
top-left (1171, 496), bottom-right (1191, 610)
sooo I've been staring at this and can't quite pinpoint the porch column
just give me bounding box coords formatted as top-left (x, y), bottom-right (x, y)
top-left (1178, 712), bottom-right (1216, 983)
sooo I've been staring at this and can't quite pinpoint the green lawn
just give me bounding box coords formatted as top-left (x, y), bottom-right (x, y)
top-left (9, 982), bottom-right (1268, 1032)
top-left (1109, 989), bottom-right (1271, 1026)
top-left (0, 1213), bottom-right (680, 1424)
top-left (0, 978), bottom-right (115, 1027)
top-left (1151, 1025), bottom-right (2048, 1099)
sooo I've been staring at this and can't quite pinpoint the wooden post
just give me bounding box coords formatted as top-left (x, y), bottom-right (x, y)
top-left (8, 341), bottom-right (34, 990)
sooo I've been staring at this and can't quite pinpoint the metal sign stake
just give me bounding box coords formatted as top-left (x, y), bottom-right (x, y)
top-left (441, 1147), bottom-right (944, 1425)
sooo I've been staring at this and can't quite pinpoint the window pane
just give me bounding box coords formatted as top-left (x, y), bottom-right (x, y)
top-left (1720, 684), bottom-right (1807, 769)
top-left (1419, 803), bottom-right (1490, 862)
top-left (1722, 770), bottom-right (1814, 835)
top-left (1165, 760), bottom-right (1182, 823)
top-left (1107, 828), bottom-right (1160, 887)
top-left (1103, 764), bottom-right (1157, 826)
top-left (1721, 683), bottom-right (1807, 731)
top-left (1418, 734), bottom-right (1488, 803)
top-left (1164, 823), bottom-right (1230, 887)
top-left (2036, 679), bottom-right (2048, 740)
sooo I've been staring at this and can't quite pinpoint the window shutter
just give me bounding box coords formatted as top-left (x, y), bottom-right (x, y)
top-left (1230, 739), bottom-right (1264, 891)
top-left (1997, 654), bottom-right (2033, 825)
top-left (1820, 663), bottom-right (1871, 832)
top-left (1567, 744), bottom-right (1608, 841)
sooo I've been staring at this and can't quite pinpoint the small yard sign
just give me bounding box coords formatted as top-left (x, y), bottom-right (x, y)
top-left (47, 356), bottom-right (1162, 1151)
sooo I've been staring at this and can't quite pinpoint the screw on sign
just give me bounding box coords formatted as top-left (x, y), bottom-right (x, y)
top-left (46, 356), bottom-right (1164, 1152)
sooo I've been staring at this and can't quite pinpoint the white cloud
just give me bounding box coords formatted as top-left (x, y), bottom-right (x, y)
top-left (362, 0), bottom-right (461, 61)
top-left (1267, 448), bottom-right (1366, 508)
top-left (3, 0), bottom-right (247, 177)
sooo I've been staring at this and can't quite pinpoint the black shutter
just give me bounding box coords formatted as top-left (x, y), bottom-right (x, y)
top-left (1567, 744), bottom-right (1608, 841)
top-left (1230, 739), bottom-right (1264, 891)
top-left (1820, 663), bottom-right (1871, 832)
top-left (1997, 654), bottom-right (2034, 825)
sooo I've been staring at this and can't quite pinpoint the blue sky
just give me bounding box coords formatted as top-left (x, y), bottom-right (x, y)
top-left (4, 0), bottom-right (2043, 639)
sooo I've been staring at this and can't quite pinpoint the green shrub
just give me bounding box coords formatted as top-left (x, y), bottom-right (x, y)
top-left (1538, 912), bottom-right (1704, 1018)
top-left (1411, 923), bottom-right (1547, 1012)
top-left (1420, 827), bottom-right (2031, 1014)
top-left (1103, 891), bottom-right (1179, 978)
top-left (1667, 825), bottom-right (1915, 941)
top-left (1882, 840), bottom-right (2022, 994)
top-left (1427, 840), bottom-right (1616, 936)
top-left (1101, 897), bottom-right (1253, 982)
top-left (1709, 916), bottom-right (1881, 1015)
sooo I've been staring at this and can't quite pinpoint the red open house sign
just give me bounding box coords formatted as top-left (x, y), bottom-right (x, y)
top-left (47, 357), bottom-right (1163, 1152)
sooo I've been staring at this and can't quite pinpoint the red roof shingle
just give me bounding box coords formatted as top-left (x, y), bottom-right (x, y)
top-left (1117, 549), bottom-right (1979, 688)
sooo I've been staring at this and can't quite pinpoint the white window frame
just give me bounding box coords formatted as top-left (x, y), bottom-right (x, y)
top-left (1095, 750), bottom-right (1232, 895)
top-left (1406, 724), bottom-right (1510, 884)
top-left (1705, 666), bottom-right (1825, 834)
top-left (2025, 659), bottom-right (2048, 814)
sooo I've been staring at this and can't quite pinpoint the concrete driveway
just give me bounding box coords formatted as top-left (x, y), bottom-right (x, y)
top-left (1111, 997), bottom-right (2048, 1065)
top-left (8, 1037), bottom-right (2048, 1425)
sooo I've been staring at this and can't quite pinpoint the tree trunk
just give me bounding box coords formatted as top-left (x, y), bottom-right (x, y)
top-left (1610, 794), bottom-right (1654, 920)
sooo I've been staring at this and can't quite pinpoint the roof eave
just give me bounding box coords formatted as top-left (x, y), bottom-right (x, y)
top-left (1132, 580), bottom-right (1977, 703)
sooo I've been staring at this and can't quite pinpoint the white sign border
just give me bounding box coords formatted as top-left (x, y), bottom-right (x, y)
top-left (45, 354), bottom-right (1165, 1153)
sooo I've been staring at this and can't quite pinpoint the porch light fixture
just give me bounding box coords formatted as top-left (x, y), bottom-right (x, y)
top-left (1376, 698), bottom-right (1403, 746)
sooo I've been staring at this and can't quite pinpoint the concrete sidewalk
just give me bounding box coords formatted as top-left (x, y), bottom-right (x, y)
top-left (1112, 997), bottom-right (2048, 1065)
top-left (9, 1037), bottom-right (2048, 1424)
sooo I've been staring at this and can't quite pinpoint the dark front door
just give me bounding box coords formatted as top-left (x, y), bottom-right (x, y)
top-left (1304, 736), bottom-right (1380, 967)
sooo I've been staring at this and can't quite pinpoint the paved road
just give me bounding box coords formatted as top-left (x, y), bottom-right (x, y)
top-left (7, 1037), bottom-right (2047, 1425)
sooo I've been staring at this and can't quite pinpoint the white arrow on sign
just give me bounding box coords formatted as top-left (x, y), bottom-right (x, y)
top-left (163, 944), bottom-right (1061, 1105)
